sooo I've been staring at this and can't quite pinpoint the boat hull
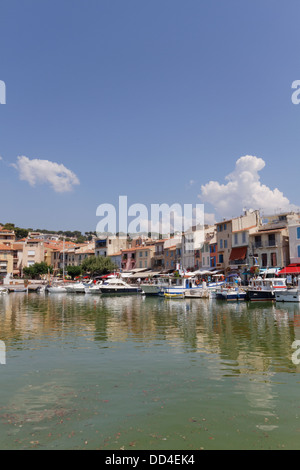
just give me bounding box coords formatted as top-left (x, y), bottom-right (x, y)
top-left (47, 287), bottom-right (67, 293)
top-left (245, 290), bottom-right (275, 301)
top-left (100, 287), bottom-right (142, 295)
top-left (275, 290), bottom-right (300, 302)
top-left (164, 293), bottom-right (184, 299)
top-left (141, 285), bottom-right (163, 296)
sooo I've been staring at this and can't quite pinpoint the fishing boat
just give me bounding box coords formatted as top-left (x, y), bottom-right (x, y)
top-left (216, 287), bottom-right (246, 301)
top-left (100, 278), bottom-right (142, 295)
top-left (184, 288), bottom-right (209, 298)
top-left (0, 287), bottom-right (8, 295)
top-left (245, 277), bottom-right (286, 301)
top-left (161, 276), bottom-right (200, 296)
top-left (141, 277), bottom-right (170, 296)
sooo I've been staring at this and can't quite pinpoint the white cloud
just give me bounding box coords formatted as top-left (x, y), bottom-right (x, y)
top-left (13, 156), bottom-right (80, 193)
top-left (199, 155), bottom-right (297, 218)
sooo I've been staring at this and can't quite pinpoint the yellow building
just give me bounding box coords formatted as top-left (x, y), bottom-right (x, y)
top-left (0, 244), bottom-right (14, 279)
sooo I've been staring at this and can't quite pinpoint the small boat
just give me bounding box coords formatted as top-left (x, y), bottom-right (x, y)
top-left (245, 277), bottom-right (286, 301)
top-left (216, 288), bottom-right (246, 301)
top-left (0, 287), bottom-right (8, 295)
top-left (85, 282), bottom-right (103, 294)
top-left (100, 278), bottom-right (142, 295)
top-left (275, 288), bottom-right (300, 302)
top-left (47, 285), bottom-right (67, 294)
top-left (64, 282), bottom-right (87, 293)
top-left (164, 292), bottom-right (185, 299)
top-left (184, 289), bottom-right (209, 298)
top-left (7, 286), bottom-right (28, 293)
top-left (141, 277), bottom-right (170, 296)
top-left (275, 277), bottom-right (300, 302)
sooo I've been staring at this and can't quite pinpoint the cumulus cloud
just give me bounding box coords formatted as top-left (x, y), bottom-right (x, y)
top-left (199, 155), bottom-right (297, 218)
top-left (13, 156), bottom-right (80, 193)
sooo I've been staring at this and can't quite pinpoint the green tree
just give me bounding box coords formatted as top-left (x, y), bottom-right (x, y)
top-left (15, 227), bottom-right (29, 239)
top-left (81, 256), bottom-right (117, 276)
top-left (66, 265), bottom-right (82, 280)
top-left (23, 262), bottom-right (52, 279)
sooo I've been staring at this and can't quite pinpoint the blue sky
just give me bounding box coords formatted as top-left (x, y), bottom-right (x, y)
top-left (0, 0), bottom-right (300, 232)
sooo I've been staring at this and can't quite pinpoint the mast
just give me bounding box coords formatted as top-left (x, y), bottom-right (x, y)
top-left (63, 236), bottom-right (65, 281)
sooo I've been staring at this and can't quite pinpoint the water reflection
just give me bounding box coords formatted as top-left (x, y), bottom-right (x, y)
top-left (0, 294), bottom-right (300, 377)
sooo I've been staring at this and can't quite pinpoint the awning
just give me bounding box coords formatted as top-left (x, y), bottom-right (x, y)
top-left (278, 264), bottom-right (300, 275)
top-left (229, 246), bottom-right (247, 261)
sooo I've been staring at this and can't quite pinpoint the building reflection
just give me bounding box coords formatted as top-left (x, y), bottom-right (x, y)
top-left (0, 294), bottom-right (300, 376)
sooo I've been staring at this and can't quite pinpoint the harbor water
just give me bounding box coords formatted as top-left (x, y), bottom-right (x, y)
top-left (1, 292), bottom-right (300, 450)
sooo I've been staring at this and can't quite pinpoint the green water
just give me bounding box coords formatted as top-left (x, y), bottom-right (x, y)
top-left (1, 292), bottom-right (300, 450)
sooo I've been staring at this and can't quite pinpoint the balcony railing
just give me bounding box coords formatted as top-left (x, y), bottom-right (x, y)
top-left (251, 240), bottom-right (278, 249)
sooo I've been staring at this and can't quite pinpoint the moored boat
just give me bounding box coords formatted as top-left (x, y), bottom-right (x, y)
top-left (47, 285), bottom-right (67, 294)
top-left (100, 278), bottom-right (142, 295)
top-left (216, 288), bottom-right (246, 301)
top-left (245, 277), bottom-right (286, 301)
top-left (275, 276), bottom-right (300, 302)
top-left (164, 292), bottom-right (185, 299)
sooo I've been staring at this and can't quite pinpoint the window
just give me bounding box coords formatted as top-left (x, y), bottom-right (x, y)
top-left (261, 253), bottom-right (268, 267)
top-left (219, 254), bottom-right (224, 263)
top-left (234, 234), bottom-right (238, 245)
top-left (298, 245), bottom-right (300, 257)
top-left (271, 253), bottom-right (277, 267)
top-left (242, 232), bottom-right (246, 244)
top-left (220, 239), bottom-right (223, 249)
top-left (268, 234), bottom-right (276, 247)
top-left (224, 239), bottom-right (227, 248)
top-left (255, 236), bottom-right (262, 248)
top-left (297, 227), bottom-right (300, 239)
top-left (224, 223), bottom-right (227, 230)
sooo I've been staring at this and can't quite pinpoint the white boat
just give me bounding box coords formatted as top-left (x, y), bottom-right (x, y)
top-left (275, 276), bottom-right (300, 302)
top-left (47, 285), bottom-right (67, 294)
top-left (85, 281), bottom-right (103, 294)
top-left (66, 282), bottom-right (87, 293)
top-left (0, 287), bottom-right (8, 295)
top-left (161, 277), bottom-right (201, 296)
top-left (141, 277), bottom-right (170, 296)
top-left (100, 278), bottom-right (142, 295)
top-left (184, 289), bottom-right (209, 298)
top-left (275, 288), bottom-right (300, 302)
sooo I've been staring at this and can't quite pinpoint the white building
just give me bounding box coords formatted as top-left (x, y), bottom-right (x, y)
top-left (288, 223), bottom-right (300, 264)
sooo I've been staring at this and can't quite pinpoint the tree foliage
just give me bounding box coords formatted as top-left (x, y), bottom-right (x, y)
top-left (81, 255), bottom-right (117, 276)
top-left (23, 262), bottom-right (52, 279)
top-left (66, 265), bottom-right (82, 279)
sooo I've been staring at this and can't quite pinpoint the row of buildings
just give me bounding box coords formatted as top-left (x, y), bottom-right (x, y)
top-left (1, 209), bottom-right (300, 280)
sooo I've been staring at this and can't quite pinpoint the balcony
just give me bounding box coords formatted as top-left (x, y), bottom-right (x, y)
top-left (251, 240), bottom-right (278, 250)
